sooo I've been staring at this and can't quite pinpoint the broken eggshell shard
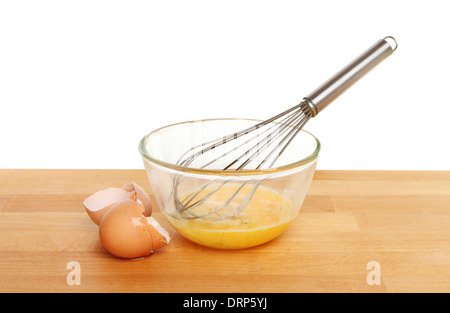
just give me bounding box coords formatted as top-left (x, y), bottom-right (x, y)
top-left (99, 199), bottom-right (170, 259)
top-left (83, 182), bottom-right (152, 225)
top-left (146, 216), bottom-right (171, 250)
top-left (83, 187), bottom-right (136, 225)
top-left (122, 182), bottom-right (152, 216)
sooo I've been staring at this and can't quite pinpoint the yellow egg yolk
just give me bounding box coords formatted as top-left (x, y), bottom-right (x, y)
top-left (165, 184), bottom-right (295, 249)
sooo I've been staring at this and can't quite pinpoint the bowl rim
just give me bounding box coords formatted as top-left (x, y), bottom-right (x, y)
top-left (138, 118), bottom-right (321, 176)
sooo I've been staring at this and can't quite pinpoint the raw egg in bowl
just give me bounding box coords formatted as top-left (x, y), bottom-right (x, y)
top-left (139, 118), bottom-right (320, 249)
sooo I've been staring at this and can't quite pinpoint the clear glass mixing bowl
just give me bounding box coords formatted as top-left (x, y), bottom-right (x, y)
top-left (139, 118), bottom-right (320, 249)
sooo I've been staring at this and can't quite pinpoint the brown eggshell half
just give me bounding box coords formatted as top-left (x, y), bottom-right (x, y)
top-left (122, 182), bottom-right (152, 216)
top-left (83, 188), bottom-right (136, 225)
top-left (99, 199), bottom-right (153, 259)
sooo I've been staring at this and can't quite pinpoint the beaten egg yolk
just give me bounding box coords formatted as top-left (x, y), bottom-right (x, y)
top-left (165, 184), bottom-right (295, 249)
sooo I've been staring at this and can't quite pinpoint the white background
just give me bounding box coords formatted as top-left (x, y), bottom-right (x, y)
top-left (1, 0), bottom-right (449, 170)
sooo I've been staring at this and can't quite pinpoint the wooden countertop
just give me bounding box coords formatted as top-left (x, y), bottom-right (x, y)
top-left (0, 169), bottom-right (449, 293)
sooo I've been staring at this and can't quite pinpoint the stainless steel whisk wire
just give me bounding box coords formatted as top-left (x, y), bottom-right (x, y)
top-left (172, 104), bottom-right (312, 219)
top-left (171, 36), bottom-right (398, 220)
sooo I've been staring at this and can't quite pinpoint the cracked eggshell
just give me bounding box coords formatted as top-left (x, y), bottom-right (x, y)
top-left (146, 216), bottom-right (171, 250)
top-left (99, 199), bottom-right (170, 259)
top-left (122, 182), bottom-right (152, 216)
top-left (83, 188), bottom-right (136, 225)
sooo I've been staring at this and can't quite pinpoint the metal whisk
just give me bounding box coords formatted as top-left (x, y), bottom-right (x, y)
top-left (173, 36), bottom-right (398, 220)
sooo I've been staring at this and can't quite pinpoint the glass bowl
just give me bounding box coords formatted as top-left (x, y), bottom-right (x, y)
top-left (139, 118), bottom-right (320, 249)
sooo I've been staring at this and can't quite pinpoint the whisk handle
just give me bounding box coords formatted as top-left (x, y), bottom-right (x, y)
top-left (303, 36), bottom-right (397, 117)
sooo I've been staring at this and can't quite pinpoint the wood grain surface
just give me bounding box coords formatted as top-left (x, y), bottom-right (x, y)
top-left (0, 169), bottom-right (449, 293)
